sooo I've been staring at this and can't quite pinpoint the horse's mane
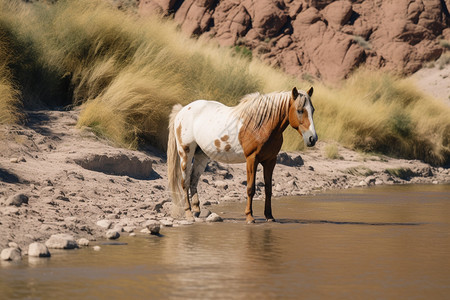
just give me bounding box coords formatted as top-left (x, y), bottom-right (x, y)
top-left (233, 91), bottom-right (292, 131)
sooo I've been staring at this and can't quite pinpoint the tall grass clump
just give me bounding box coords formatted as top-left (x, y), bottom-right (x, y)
top-left (0, 24), bottom-right (23, 124)
top-left (313, 68), bottom-right (450, 165)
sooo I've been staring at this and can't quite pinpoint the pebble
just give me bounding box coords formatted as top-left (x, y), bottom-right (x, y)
top-left (206, 213), bottom-right (223, 222)
top-left (96, 219), bottom-right (113, 229)
top-left (178, 220), bottom-right (194, 226)
top-left (199, 208), bottom-right (212, 218)
top-left (140, 228), bottom-right (151, 234)
top-left (160, 219), bottom-right (173, 227)
top-left (1, 248), bottom-right (22, 261)
top-left (8, 242), bottom-right (20, 249)
top-left (93, 246), bottom-right (101, 251)
top-left (28, 242), bottom-right (51, 257)
top-left (77, 238), bottom-right (90, 246)
top-left (5, 193), bottom-right (29, 207)
top-left (214, 181), bottom-right (229, 189)
top-left (105, 230), bottom-right (120, 240)
top-left (123, 226), bottom-right (136, 233)
top-left (45, 234), bottom-right (78, 249)
top-left (112, 225), bottom-right (124, 232)
top-left (358, 180), bottom-right (368, 187)
top-left (129, 233), bottom-right (136, 237)
top-left (10, 158), bottom-right (19, 163)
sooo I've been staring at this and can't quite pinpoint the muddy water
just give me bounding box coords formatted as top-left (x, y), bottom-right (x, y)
top-left (1, 185), bottom-right (449, 299)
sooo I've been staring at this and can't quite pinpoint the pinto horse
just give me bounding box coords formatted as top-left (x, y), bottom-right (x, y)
top-left (167, 87), bottom-right (317, 223)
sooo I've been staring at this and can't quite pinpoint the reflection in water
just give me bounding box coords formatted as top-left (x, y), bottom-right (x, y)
top-left (0, 185), bottom-right (449, 299)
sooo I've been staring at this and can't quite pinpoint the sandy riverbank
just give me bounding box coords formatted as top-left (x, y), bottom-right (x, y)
top-left (0, 109), bottom-right (448, 251)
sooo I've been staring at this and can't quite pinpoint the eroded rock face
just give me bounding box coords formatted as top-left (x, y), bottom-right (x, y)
top-left (138, 0), bottom-right (450, 82)
top-left (73, 153), bottom-right (153, 179)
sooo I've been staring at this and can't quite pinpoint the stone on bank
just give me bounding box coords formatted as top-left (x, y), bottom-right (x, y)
top-left (28, 242), bottom-right (51, 257)
top-left (45, 234), bottom-right (78, 249)
top-left (1, 247), bottom-right (22, 261)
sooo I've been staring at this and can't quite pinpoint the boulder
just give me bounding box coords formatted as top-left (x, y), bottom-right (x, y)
top-left (1, 247), bottom-right (22, 261)
top-left (28, 242), bottom-right (51, 257)
top-left (144, 220), bottom-right (161, 234)
top-left (96, 219), bottom-right (113, 229)
top-left (105, 230), bottom-right (120, 240)
top-left (77, 238), bottom-right (90, 247)
top-left (206, 212), bottom-right (223, 222)
top-left (45, 234), bottom-right (78, 249)
top-left (5, 193), bottom-right (28, 207)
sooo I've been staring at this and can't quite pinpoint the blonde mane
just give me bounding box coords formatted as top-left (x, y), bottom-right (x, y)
top-left (233, 91), bottom-right (292, 131)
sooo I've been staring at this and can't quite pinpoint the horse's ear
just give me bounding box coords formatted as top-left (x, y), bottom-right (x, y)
top-left (292, 87), bottom-right (299, 100)
top-left (307, 87), bottom-right (314, 97)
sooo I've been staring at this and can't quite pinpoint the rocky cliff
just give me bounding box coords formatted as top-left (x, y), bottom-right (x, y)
top-left (138, 0), bottom-right (450, 82)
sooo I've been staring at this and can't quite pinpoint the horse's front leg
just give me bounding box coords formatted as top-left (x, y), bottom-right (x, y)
top-left (262, 157), bottom-right (277, 222)
top-left (245, 155), bottom-right (258, 224)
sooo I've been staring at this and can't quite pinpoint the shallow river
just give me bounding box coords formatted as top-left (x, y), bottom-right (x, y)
top-left (1, 185), bottom-right (449, 299)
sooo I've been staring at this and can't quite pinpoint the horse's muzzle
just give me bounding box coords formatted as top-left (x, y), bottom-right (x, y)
top-left (303, 130), bottom-right (317, 147)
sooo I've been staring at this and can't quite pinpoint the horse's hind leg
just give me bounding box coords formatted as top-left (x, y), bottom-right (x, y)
top-left (190, 150), bottom-right (209, 218)
top-left (179, 144), bottom-right (196, 221)
top-left (262, 157), bottom-right (277, 222)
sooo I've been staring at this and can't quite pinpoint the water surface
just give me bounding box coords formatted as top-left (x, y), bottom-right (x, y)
top-left (1, 185), bottom-right (449, 299)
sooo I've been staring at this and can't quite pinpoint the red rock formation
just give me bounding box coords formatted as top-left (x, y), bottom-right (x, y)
top-left (138, 0), bottom-right (450, 82)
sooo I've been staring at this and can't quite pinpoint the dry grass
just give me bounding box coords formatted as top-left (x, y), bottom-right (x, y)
top-left (324, 144), bottom-right (342, 160)
top-left (0, 0), bottom-right (449, 165)
top-left (0, 24), bottom-right (23, 124)
top-left (313, 68), bottom-right (450, 165)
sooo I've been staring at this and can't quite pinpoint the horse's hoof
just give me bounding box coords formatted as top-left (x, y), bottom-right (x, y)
top-left (266, 218), bottom-right (276, 222)
top-left (246, 219), bottom-right (256, 224)
top-left (192, 211), bottom-right (200, 218)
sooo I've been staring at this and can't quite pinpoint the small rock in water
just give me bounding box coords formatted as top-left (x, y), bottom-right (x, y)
top-left (145, 220), bottom-right (161, 235)
top-left (358, 181), bottom-right (368, 187)
top-left (129, 233), bottom-right (136, 237)
top-left (364, 176), bottom-right (376, 185)
top-left (5, 193), bottom-right (29, 207)
top-left (93, 246), bottom-right (101, 251)
top-left (96, 219), bottom-right (112, 229)
top-left (28, 242), bottom-right (51, 257)
top-left (140, 228), bottom-right (151, 234)
top-left (45, 234), bottom-right (78, 249)
top-left (206, 213), bottom-right (223, 222)
top-left (77, 238), bottom-right (90, 247)
top-left (105, 230), bottom-right (120, 240)
top-left (1, 248), bottom-right (22, 261)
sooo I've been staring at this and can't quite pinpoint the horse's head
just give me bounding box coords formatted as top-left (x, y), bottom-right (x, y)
top-left (288, 87), bottom-right (318, 147)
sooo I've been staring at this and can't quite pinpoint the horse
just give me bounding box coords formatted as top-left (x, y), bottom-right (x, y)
top-left (167, 87), bottom-right (317, 224)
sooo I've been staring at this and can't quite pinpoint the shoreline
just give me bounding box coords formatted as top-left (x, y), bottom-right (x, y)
top-left (0, 109), bottom-right (449, 251)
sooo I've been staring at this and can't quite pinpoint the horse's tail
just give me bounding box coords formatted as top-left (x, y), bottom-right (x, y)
top-left (167, 104), bottom-right (184, 217)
